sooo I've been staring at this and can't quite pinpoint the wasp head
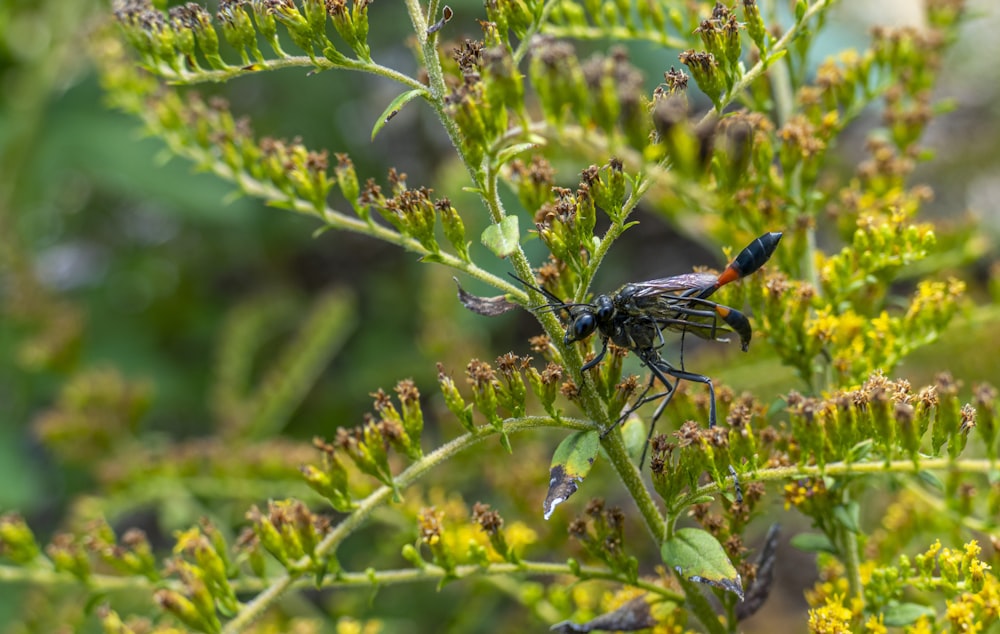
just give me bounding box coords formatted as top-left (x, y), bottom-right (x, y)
top-left (564, 295), bottom-right (613, 344)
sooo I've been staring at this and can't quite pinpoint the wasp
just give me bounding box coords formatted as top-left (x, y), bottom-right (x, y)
top-left (517, 231), bottom-right (781, 464)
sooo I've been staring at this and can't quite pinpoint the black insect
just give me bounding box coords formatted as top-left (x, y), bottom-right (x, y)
top-left (517, 231), bottom-right (781, 464)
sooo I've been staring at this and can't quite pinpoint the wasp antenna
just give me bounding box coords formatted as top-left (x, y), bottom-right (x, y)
top-left (508, 272), bottom-right (567, 306)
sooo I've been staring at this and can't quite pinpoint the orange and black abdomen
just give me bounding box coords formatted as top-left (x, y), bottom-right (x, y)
top-left (707, 231), bottom-right (782, 293)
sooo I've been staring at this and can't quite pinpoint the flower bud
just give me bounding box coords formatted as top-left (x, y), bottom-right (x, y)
top-left (438, 363), bottom-right (475, 431)
top-left (679, 49), bottom-right (724, 109)
top-left (742, 0), bottom-right (768, 52)
top-left (46, 533), bottom-right (91, 581)
top-left (155, 590), bottom-right (209, 633)
top-left (247, 505), bottom-right (289, 566)
top-left (435, 199), bottom-right (470, 262)
top-left (0, 513), bottom-right (40, 565)
top-left (250, 0), bottom-right (284, 55)
top-left (217, 0), bottom-right (262, 64)
top-left (177, 3), bottom-right (226, 70)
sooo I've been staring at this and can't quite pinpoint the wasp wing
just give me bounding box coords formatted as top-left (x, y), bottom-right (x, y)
top-left (627, 273), bottom-right (720, 299)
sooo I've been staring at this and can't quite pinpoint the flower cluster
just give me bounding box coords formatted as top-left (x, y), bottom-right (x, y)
top-left (113, 0), bottom-right (373, 76)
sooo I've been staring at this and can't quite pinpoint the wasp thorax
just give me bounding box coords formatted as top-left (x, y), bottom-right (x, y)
top-left (594, 295), bottom-right (614, 321)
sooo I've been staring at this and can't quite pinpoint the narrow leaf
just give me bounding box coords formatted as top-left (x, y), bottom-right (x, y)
top-left (543, 430), bottom-right (599, 520)
top-left (495, 142), bottom-right (542, 167)
top-left (789, 532), bottom-right (836, 554)
top-left (661, 528), bottom-right (743, 599)
top-left (481, 216), bottom-right (520, 258)
top-left (453, 278), bottom-right (517, 316)
top-left (917, 470), bottom-right (944, 492)
top-left (371, 89), bottom-right (425, 141)
top-left (833, 502), bottom-right (861, 534)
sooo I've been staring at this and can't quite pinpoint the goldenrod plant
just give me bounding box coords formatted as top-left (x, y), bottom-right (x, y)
top-left (1, 0), bottom-right (998, 632)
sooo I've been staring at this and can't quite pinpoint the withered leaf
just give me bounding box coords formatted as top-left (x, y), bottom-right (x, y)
top-left (454, 277), bottom-right (517, 316)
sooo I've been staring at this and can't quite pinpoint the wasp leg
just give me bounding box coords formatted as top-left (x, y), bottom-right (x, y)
top-left (633, 349), bottom-right (682, 468)
top-left (657, 364), bottom-right (717, 428)
top-left (600, 364), bottom-right (668, 440)
top-left (580, 335), bottom-right (610, 371)
top-left (636, 372), bottom-right (679, 469)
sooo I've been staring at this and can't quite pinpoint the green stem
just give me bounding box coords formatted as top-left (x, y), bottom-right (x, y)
top-left (840, 520), bottom-right (864, 605)
top-left (675, 457), bottom-right (998, 508)
top-left (157, 55), bottom-right (427, 93)
top-left (512, 0), bottom-right (563, 64)
top-left (0, 559), bottom-right (684, 605)
top-left (601, 430), bottom-right (666, 542)
top-left (677, 576), bottom-right (729, 634)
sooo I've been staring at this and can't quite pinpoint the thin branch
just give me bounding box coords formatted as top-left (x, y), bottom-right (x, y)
top-left (221, 414), bottom-right (592, 633)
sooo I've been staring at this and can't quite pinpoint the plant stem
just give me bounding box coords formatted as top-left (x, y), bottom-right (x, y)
top-left (841, 520), bottom-right (864, 606)
top-left (677, 576), bottom-right (729, 634)
top-left (221, 415), bottom-right (590, 633)
top-left (676, 457), bottom-right (997, 507)
top-left (156, 55), bottom-right (427, 93)
top-left (601, 430), bottom-right (667, 542)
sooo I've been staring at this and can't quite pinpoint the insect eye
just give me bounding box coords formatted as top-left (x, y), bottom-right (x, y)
top-left (566, 313), bottom-right (597, 343)
top-left (595, 296), bottom-right (614, 321)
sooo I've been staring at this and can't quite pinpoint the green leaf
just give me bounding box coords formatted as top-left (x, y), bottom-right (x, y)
top-left (833, 502), bottom-right (861, 534)
top-left (495, 142), bottom-right (542, 167)
top-left (917, 470), bottom-right (944, 492)
top-left (794, 0), bottom-right (806, 21)
top-left (371, 89), bottom-right (425, 141)
top-left (543, 430), bottom-right (599, 520)
top-left (789, 532), bottom-right (836, 554)
top-left (661, 528), bottom-right (743, 600)
top-left (619, 415), bottom-right (647, 465)
top-left (481, 216), bottom-right (520, 258)
top-left (846, 439), bottom-right (873, 462)
top-left (882, 603), bottom-right (936, 627)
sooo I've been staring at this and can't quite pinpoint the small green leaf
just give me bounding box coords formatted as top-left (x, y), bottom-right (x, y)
top-left (481, 216), bottom-right (520, 257)
top-left (495, 142), bottom-right (542, 167)
top-left (371, 89), bottom-right (425, 141)
top-left (882, 603), bottom-right (936, 627)
top-left (661, 528), bottom-right (743, 599)
top-left (790, 532), bottom-right (836, 554)
top-left (917, 470), bottom-right (944, 492)
top-left (619, 415), bottom-right (647, 464)
top-left (846, 439), bottom-right (873, 462)
top-left (794, 0), bottom-right (806, 21)
top-left (543, 430), bottom-right (599, 520)
top-left (833, 502), bottom-right (861, 534)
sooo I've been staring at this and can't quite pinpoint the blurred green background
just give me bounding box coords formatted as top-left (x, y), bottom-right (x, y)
top-left (2, 0), bottom-right (999, 631)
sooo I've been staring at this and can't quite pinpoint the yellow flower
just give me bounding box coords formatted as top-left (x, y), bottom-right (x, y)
top-left (808, 598), bottom-right (853, 634)
top-left (505, 521), bottom-right (538, 551)
top-left (784, 482), bottom-right (807, 510)
top-left (903, 615), bottom-right (933, 634)
top-left (864, 613), bottom-right (887, 634)
top-left (945, 595), bottom-right (982, 632)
